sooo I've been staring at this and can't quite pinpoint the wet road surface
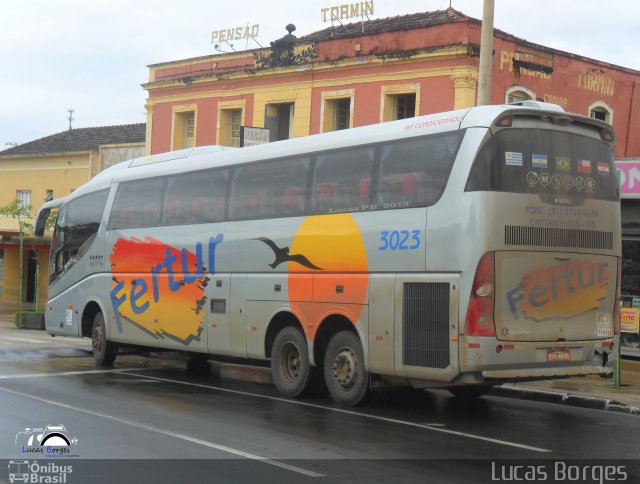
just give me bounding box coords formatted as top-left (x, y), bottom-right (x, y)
top-left (0, 328), bottom-right (638, 483)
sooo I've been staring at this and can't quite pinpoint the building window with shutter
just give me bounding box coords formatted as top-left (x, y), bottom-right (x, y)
top-left (16, 190), bottom-right (31, 209)
top-left (172, 109), bottom-right (196, 150)
top-left (321, 91), bottom-right (354, 132)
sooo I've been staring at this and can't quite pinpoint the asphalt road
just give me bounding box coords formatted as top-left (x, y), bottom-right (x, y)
top-left (0, 328), bottom-right (638, 484)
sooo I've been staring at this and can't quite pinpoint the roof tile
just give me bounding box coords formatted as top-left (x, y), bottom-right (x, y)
top-left (0, 123), bottom-right (146, 156)
top-left (299, 8), bottom-right (468, 43)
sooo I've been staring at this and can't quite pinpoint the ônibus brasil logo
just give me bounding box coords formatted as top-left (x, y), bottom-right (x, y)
top-left (8, 460), bottom-right (73, 483)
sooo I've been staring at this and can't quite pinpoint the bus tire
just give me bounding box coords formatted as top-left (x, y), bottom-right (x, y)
top-left (186, 352), bottom-right (210, 375)
top-left (271, 326), bottom-right (317, 398)
top-left (92, 312), bottom-right (117, 366)
top-left (324, 330), bottom-right (371, 406)
top-left (448, 385), bottom-right (492, 399)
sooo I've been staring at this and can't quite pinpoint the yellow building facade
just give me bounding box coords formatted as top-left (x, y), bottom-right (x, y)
top-left (0, 125), bottom-right (145, 311)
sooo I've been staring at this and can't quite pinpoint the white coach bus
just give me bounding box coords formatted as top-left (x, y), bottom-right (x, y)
top-left (35, 102), bottom-right (620, 405)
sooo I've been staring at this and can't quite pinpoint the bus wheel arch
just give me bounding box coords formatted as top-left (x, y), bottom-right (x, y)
top-left (81, 301), bottom-right (103, 338)
top-left (265, 311), bottom-right (305, 360)
top-left (313, 313), bottom-right (368, 373)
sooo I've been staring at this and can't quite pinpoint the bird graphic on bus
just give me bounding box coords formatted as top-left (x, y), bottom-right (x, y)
top-left (254, 237), bottom-right (322, 270)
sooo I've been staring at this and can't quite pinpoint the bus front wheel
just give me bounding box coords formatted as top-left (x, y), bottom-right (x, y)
top-left (324, 331), bottom-right (371, 406)
top-left (271, 326), bottom-right (318, 398)
top-left (92, 312), bottom-right (118, 366)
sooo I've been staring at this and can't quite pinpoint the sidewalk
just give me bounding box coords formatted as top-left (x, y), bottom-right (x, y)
top-left (1, 308), bottom-right (638, 413)
top-left (492, 359), bottom-right (640, 414)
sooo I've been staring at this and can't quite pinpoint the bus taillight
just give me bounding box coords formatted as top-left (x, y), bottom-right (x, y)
top-left (465, 252), bottom-right (496, 337)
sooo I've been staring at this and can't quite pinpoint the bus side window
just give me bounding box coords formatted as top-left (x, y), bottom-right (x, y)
top-left (282, 186), bottom-right (303, 213)
top-left (312, 147), bottom-right (375, 213)
top-left (359, 177), bottom-right (371, 204)
top-left (230, 157), bottom-right (308, 219)
top-left (109, 179), bottom-right (164, 229)
top-left (315, 182), bottom-right (336, 210)
top-left (143, 201), bottom-right (160, 226)
top-left (162, 169), bottom-right (228, 225)
top-left (376, 132), bottom-right (460, 208)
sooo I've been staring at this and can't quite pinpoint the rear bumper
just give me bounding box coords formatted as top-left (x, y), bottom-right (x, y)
top-left (482, 364), bottom-right (605, 380)
top-left (459, 335), bottom-right (618, 378)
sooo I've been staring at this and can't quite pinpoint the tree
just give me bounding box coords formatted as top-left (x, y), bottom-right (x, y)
top-left (0, 199), bottom-right (33, 232)
top-left (0, 199), bottom-right (33, 316)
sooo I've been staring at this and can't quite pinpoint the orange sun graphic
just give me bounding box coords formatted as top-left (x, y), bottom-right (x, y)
top-left (287, 214), bottom-right (369, 339)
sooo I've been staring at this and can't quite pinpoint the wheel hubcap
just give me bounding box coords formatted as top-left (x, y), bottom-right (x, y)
top-left (92, 325), bottom-right (103, 353)
top-left (281, 342), bottom-right (300, 382)
top-left (332, 347), bottom-right (358, 390)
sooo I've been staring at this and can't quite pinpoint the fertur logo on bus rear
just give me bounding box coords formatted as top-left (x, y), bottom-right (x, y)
top-left (505, 260), bottom-right (608, 322)
top-left (109, 235), bottom-right (223, 343)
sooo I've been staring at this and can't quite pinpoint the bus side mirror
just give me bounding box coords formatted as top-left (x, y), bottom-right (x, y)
top-left (35, 208), bottom-right (51, 236)
top-left (35, 198), bottom-right (64, 236)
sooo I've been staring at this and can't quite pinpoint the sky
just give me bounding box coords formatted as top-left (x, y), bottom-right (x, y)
top-left (1, 0), bottom-right (638, 149)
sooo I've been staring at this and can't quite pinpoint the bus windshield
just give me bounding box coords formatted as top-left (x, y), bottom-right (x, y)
top-left (50, 189), bottom-right (108, 283)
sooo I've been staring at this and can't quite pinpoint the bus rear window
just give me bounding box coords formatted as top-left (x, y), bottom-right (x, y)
top-left (465, 129), bottom-right (618, 201)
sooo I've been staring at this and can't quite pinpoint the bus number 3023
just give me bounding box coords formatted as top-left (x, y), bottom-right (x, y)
top-left (378, 230), bottom-right (421, 251)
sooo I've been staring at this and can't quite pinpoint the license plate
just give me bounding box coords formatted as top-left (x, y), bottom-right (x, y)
top-left (547, 349), bottom-right (571, 361)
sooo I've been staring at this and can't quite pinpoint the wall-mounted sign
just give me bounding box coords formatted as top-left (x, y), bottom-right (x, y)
top-left (578, 71), bottom-right (615, 96)
top-left (211, 24), bottom-right (260, 44)
top-left (321, 0), bottom-right (374, 22)
top-left (240, 126), bottom-right (270, 147)
top-left (616, 160), bottom-right (640, 197)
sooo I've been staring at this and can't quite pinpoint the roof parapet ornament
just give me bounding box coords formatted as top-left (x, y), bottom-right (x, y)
top-left (254, 24), bottom-right (316, 69)
top-left (271, 24), bottom-right (297, 67)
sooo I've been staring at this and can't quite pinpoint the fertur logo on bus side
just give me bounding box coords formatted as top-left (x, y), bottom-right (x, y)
top-left (109, 235), bottom-right (223, 343)
top-left (505, 260), bottom-right (608, 322)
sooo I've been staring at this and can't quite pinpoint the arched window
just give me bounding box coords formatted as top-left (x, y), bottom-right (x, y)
top-left (505, 86), bottom-right (535, 104)
top-left (589, 101), bottom-right (613, 123)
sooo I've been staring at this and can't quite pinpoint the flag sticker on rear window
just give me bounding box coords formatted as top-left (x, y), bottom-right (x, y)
top-left (556, 156), bottom-right (571, 171)
top-left (597, 162), bottom-right (610, 175)
top-left (578, 159), bottom-right (591, 173)
top-left (505, 152), bottom-right (523, 166)
top-left (531, 154), bottom-right (548, 169)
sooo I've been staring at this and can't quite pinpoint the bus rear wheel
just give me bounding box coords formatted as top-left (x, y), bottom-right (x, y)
top-left (324, 331), bottom-right (371, 406)
top-left (271, 326), bottom-right (320, 398)
top-left (92, 312), bottom-right (118, 366)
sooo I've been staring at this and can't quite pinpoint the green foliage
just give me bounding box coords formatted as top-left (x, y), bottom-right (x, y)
top-left (0, 199), bottom-right (33, 233)
top-left (46, 210), bottom-right (57, 231)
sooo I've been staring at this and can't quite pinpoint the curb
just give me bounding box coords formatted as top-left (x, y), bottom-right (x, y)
top-left (491, 385), bottom-right (640, 415)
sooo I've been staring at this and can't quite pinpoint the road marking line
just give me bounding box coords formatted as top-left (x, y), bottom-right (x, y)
top-left (0, 385), bottom-right (324, 478)
top-left (0, 368), bottom-right (156, 379)
top-left (121, 372), bottom-right (551, 453)
top-left (3, 336), bottom-right (54, 344)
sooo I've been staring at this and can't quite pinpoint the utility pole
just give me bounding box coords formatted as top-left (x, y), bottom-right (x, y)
top-left (476, 0), bottom-right (495, 106)
top-left (67, 109), bottom-right (75, 130)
